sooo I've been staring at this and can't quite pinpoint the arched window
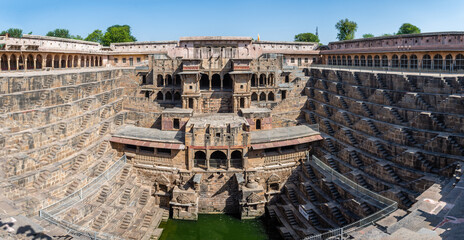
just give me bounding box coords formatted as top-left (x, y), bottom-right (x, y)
top-left (268, 73), bottom-right (274, 86)
top-left (67, 55), bottom-right (72, 68)
top-left (18, 55), bottom-right (24, 70)
top-left (445, 54), bottom-right (453, 70)
top-left (354, 56), bottom-right (359, 66)
top-left (251, 74), bottom-right (257, 87)
top-left (165, 91), bottom-right (172, 101)
top-left (230, 150), bottom-right (242, 168)
top-left (374, 55), bottom-right (380, 67)
top-left (60, 55), bottom-right (66, 68)
top-left (80, 56), bottom-right (85, 67)
top-left (259, 92), bottom-right (266, 101)
top-left (173, 92), bottom-right (181, 101)
top-left (211, 74), bottom-right (221, 89)
top-left (46, 55), bottom-right (53, 68)
top-left (381, 55), bottom-right (388, 67)
top-left (422, 55), bottom-right (432, 69)
top-left (400, 55), bottom-right (408, 69)
top-left (174, 74), bottom-right (181, 86)
top-left (223, 73), bottom-right (232, 89)
top-left (347, 56), bottom-right (352, 66)
top-left (251, 92), bottom-right (258, 101)
top-left (74, 56), bottom-right (78, 67)
top-left (410, 55), bottom-right (418, 69)
top-left (157, 74), bottom-right (164, 87)
top-left (256, 119), bottom-right (262, 130)
top-left (259, 74), bottom-right (266, 86)
top-left (456, 54), bottom-right (464, 70)
top-left (268, 92), bottom-right (275, 101)
top-left (156, 91), bottom-right (163, 101)
top-left (391, 55), bottom-right (399, 68)
top-left (328, 56), bottom-right (332, 65)
top-left (194, 151), bottom-right (206, 169)
top-left (27, 54), bottom-right (34, 69)
top-left (360, 56), bottom-right (366, 66)
top-left (10, 54), bottom-right (17, 70)
top-left (166, 74), bottom-right (173, 86)
top-left (1, 54), bottom-right (8, 70)
top-left (433, 54), bottom-right (443, 70)
top-left (367, 55), bottom-right (373, 67)
top-left (200, 74), bottom-right (209, 90)
top-left (210, 151), bottom-right (227, 169)
top-left (342, 56), bottom-right (346, 65)
top-left (337, 56), bottom-right (341, 65)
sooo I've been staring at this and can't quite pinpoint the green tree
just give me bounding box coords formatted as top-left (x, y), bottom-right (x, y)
top-left (85, 30), bottom-right (103, 43)
top-left (335, 19), bottom-right (358, 41)
top-left (362, 33), bottom-right (374, 38)
top-left (294, 32), bottom-right (320, 43)
top-left (101, 25), bottom-right (136, 46)
top-left (71, 35), bottom-right (83, 40)
top-left (0, 28), bottom-right (23, 38)
top-left (381, 33), bottom-right (394, 37)
top-left (46, 29), bottom-right (71, 38)
top-left (397, 23), bottom-right (421, 35)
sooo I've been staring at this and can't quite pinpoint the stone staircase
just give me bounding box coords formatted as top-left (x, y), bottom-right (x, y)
top-left (92, 210), bottom-right (109, 230)
top-left (33, 171), bottom-right (50, 189)
top-left (71, 154), bottom-right (87, 171)
top-left (119, 212), bottom-right (133, 230)
top-left (326, 182), bottom-right (342, 200)
top-left (96, 185), bottom-right (111, 204)
top-left (331, 206), bottom-right (347, 226)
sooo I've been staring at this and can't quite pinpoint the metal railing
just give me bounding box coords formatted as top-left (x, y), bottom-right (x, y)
top-left (303, 155), bottom-right (398, 240)
top-left (39, 155), bottom-right (127, 240)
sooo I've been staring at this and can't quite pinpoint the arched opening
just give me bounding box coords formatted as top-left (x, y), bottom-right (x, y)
top-left (400, 55), bottom-right (408, 69)
top-left (285, 75), bottom-right (290, 83)
top-left (35, 55), bottom-right (43, 69)
top-left (381, 55), bottom-right (388, 67)
top-left (90, 56), bottom-right (94, 67)
top-left (360, 56), bottom-right (366, 66)
top-left (174, 74), bottom-right (181, 86)
top-left (268, 92), bottom-right (275, 101)
top-left (67, 55), bottom-right (73, 68)
top-left (86, 57), bottom-right (90, 67)
top-left (10, 54), bottom-right (17, 70)
top-left (173, 92), bottom-right (181, 101)
top-left (156, 91), bottom-right (164, 101)
top-left (269, 183), bottom-right (279, 191)
top-left (374, 55), bottom-right (380, 67)
top-left (347, 56), bottom-right (352, 66)
top-left (60, 55), bottom-right (66, 68)
top-left (18, 55), bottom-right (24, 70)
top-left (410, 55), bottom-right (418, 69)
top-left (210, 151), bottom-right (227, 169)
top-left (367, 55), bottom-right (373, 67)
top-left (54, 55), bottom-right (60, 68)
top-left (445, 54), bottom-right (453, 70)
top-left (456, 54), bottom-right (464, 70)
top-left (251, 74), bottom-right (257, 87)
top-left (327, 56), bottom-right (332, 65)
top-left (166, 74), bottom-right (173, 86)
top-left (342, 56), bottom-right (347, 65)
top-left (240, 97), bottom-right (245, 108)
top-left (99, 57), bottom-right (103, 66)
top-left (268, 73), bottom-right (274, 86)
top-left (354, 56), bottom-right (359, 66)
top-left (211, 74), bottom-right (221, 89)
top-left (200, 74), bottom-right (209, 90)
top-left (259, 74), bottom-right (266, 86)
top-left (157, 74), bottom-right (164, 87)
top-left (433, 54), bottom-right (443, 70)
top-left (74, 56), bottom-right (78, 68)
top-left (336, 56), bottom-right (341, 65)
top-left (422, 55), bottom-right (432, 69)
top-left (256, 119), bottom-right (262, 130)
top-left (391, 55), bottom-right (399, 68)
top-left (1, 54), bottom-right (8, 70)
top-left (165, 91), bottom-right (172, 101)
top-left (194, 151), bottom-right (206, 169)
top-left (188, 98), bottom-right (194, 108)
top-left (230, 150), bottom-right (242, 168)
top-left (251, 92), bottom-right (258, 101)
top-left (223, 73), bottom-right (232, 89)
top-left (80, 56), bottom-right (85, 67)
top-left (46, 55), bottom-right (52, 68)
top-left (27, 54), bottom-right (34, 69)
top-left (259, 92), bottom-right (266, 101)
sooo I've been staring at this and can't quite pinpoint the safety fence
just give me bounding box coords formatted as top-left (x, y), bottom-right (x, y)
top-left (303, 155), bottom-right (398, 240)
top-left (39, 155), bottom-right (127, 240)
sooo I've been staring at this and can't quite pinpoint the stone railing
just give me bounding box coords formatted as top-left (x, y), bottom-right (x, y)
top-left (303, 155), bottom-right (398, 240)
top-left (310, 64), bottom-right (464, 75)
top-left (264, 150), bottom-right (306, 165)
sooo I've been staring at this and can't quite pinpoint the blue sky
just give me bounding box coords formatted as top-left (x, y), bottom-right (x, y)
top-left (1, 0), bottom-right (464, 44)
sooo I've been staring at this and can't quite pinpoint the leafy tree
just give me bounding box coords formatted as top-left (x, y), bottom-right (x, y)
top-left (71, 35), bottom-right (83, 40)
top-left (0, 28), bottom-right (23, 38)
top-left (381, 33), bottom-right (394, 37)
top-left (85, 30), bottom-right (103, 43)
top-left (362, 33), bottom-right (374, 38)
top-left (294, 32), bottom-right (320, 43)
top-left (101, 25), bottom-right (137, 46)
top-left (46, 29), bottom-right (71, 38)
top-left (335, 19), bottom-right (358, 41)
top-left (397, 23), bottom-right (420, 35)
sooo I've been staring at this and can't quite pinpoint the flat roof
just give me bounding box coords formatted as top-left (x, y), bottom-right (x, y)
top-left (329, 31), bottom-right (464, 44)
top-left (240, 108), bottom-right (271, 114)
top-left (113, 125), bottom-right (184, 144)
top-left (187, 113), bottom-right (247, 128)
top-left (162, 108), bottom-right (194, 114)
top-left (250, 125), bottom-right (320, 144)
top-left (180, 36), bottom-right (252, 41)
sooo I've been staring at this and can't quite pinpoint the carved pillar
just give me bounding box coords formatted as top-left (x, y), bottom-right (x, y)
top-left (7, 56), bottom-right (10, 70)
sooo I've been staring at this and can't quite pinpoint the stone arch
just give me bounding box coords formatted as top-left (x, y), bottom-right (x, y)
top-left (157, 74), bottom-right (164, 87)
top-left (336, 56), bottom-right (341, 65)
top-left (156, 91), bottom-right (164, 101)
top-left (1, 54), bottom-right (8, 70)
top-left (80, 56), bottom-right (85, 67)
top-left (165, 91), bottom-right (172, 101)
top-left (391, 55), bottom-right (399, 68)
top-left (268, 92), bottom-right (275, 101)
top-left (251, 74), bottom-right (257, 87)
top-left (422, 54), bottom-right (432, 69)
top-left (433, 54), bottom-right (443, 70)
top-left (166, 74), bottom-right (173, 86)
top-left (174, 74), bottom-right (181, 86)
top-left (26, 54), bottom-right (34, 70)
top-left (210, 151), bottom-right (227, 169)
top-left (251, 92), bottom-right (258, 101)
top-left (328, 56), bottom-right (332, 65)
top-left (223, 73), bottom-right (232, 89)
top-left (367, 55), bottom-right (373, 67)
top-left (268, 73), bottom-right (274, 86)
top-left (211, 74), bottom-right (221, 89)
top-left (259, 92), bottom-right (266, 101)
top-left (46, 55), bottom-right (53, 68)
top-left (410, 55), bottom-right (418, 69)
top-left (456, 54), bottom-right (464, 70)
top-left (54, 55), bottom-right (60, 68)
top-left (18, 54), bottom-right (24, 70)
top-left (230, 150), bottom-right (242, 168)
top-left (200, 73), bottom-right (209, 90)
top-left (347, 56), bottom-right (352, 66)
top-left (259, 74), bottom-right (266, 86)
top-left (374, 55), bottom-right (380, 67)
top-left (10, 54), bottom-right (17, 70)
top-left (360, 56), bottom-right (366, 66)
top-left (256, 119), bottom-right (262, 130)
top-left (400, 55), bottom-right (408, 68)
top-left (267, 174), bottom-right (281, 191)
top-left (74, 55), bottom-right (78, 67)
top-left (36, 54), bottom-right (43, 69)
top-left (194, 151), bottom-right (206, 169)
top-left (60, 55), bottom-right (66, 68)
top-left (354, 56), bottom-right (359, 66)
top-left (445, 54), bottom-right (453, 70)
top-left (173, 92), bottom-right (181, 101)
top-left (342, 56), bottom-right (346, 65)
top-left (381, 55), bottom-right (388, 67)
